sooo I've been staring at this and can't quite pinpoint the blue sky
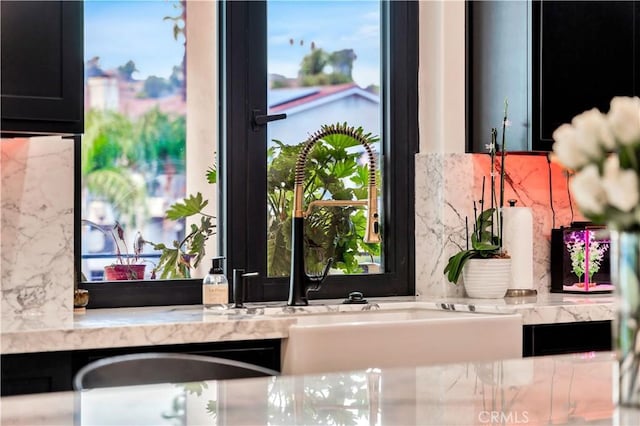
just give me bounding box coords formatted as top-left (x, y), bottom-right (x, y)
top-left (268, 1), bottom-right (380, 87)
top-left (85, 1), bottom-right (184, 79)
top-left (85, 0), bottom-right (380, 87)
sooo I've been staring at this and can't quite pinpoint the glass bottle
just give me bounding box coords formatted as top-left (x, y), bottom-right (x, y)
top-left (203, 256), bottom-right (229, 312)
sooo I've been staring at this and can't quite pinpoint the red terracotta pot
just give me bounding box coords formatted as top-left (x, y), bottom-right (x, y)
top-left (104, 264), bottom-right (146, 281)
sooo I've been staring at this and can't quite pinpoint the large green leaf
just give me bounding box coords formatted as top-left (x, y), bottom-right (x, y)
top-left (166, 193), bottom-right (208, 220)
top-left (444, 250), bottom-right (475, 284)
top-left (206, 165), bottom-right (217, 184)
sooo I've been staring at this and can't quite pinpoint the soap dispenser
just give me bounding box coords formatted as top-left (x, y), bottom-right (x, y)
top-left (203, 256), bottom-right (229, 312)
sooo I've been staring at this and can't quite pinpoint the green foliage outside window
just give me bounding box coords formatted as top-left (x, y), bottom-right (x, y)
top-left (267, 127), bottom-right (381, 277)
top-left (83, 107), bottom-right (185, 228)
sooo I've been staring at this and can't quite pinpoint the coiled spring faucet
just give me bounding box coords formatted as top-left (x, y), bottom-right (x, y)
top-left (287, 123), bottom-right (381, 306)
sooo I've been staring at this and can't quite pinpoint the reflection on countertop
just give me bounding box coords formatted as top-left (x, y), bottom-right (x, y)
top-left (1, 351), bottom-right (629, 426)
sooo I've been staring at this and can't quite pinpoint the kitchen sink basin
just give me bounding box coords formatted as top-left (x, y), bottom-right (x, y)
top-left (281, 308), bottom-right (522, 375)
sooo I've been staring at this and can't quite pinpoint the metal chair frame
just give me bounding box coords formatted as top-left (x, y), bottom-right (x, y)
top-left (73, 352), bottom-right (279, 390)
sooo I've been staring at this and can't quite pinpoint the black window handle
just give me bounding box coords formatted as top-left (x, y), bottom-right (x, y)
top-left (252, 109), bottom-right (287, 131)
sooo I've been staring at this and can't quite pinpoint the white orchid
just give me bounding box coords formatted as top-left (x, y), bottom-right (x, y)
top-left (552, 124), bottom-right (590, 170)
top-left (608, 96), bottom-right (640, 146)
top-left (553, 96), bottom-right (640, 231)
top-left (572, 108), bottom-right (615, 151)
top-left (602, 154), bottom-right (639, 213)
top-left (571, 165), bottom-right (607, 215)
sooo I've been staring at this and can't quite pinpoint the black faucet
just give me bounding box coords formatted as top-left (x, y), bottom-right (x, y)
top-left (287, 123), bottom-right (381, 306)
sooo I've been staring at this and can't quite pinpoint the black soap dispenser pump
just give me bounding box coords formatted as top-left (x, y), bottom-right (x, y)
top-left (203, 256), bottom-right (229, 312)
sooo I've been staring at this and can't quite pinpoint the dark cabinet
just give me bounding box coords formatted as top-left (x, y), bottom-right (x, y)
top-left (467, 1), bottom-right (640, 152)
top-left (1, 1), bottom-right (84, 136)
top-left (1, 351), bottom-right (74, 396)
top-left (1, 339), bottom-right (281, 396)
top-left (523, 321), bottom-right (612, 357)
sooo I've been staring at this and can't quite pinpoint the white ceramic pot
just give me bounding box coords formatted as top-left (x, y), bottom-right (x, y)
top-left (462, 258), bottom-right (511, 299)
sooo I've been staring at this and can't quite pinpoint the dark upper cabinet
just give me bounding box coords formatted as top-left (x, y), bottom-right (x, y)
top-left (467, 0), bottom-right (532, 153)
top-left (1, 1), bottom-right (84, 136)
top-left (467, 1), bottom-right (639, 153)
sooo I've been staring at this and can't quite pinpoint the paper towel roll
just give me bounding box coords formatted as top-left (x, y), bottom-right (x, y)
top-left (502, 206), bottom-right (533, 290)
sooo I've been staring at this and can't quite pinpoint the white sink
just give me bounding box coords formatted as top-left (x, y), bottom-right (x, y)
top-left (281, 308), bottom-right (522, 375)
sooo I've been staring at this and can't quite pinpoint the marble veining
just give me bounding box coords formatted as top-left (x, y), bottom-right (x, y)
top-left (415, 152), bottom-right (583, 299)
top-left (428, 293), bottom-right (614, 325)
top-left (415, 153), bottom-right (471, 298)
top-left (1, 137), bottom-right (75, 324)
top-left (2, 352), bottom-right (631, 426)
top-left (1, 295), bottom-right (614, 354)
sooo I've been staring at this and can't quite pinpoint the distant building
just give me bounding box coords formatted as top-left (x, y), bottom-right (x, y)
top-left (85, 72), bottom-right (186, 119)
top-left (267, 82), bottom-right (380, 146)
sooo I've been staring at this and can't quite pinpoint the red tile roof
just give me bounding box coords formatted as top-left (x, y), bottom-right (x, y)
top-left (270, 82), bottom-right (359, 113)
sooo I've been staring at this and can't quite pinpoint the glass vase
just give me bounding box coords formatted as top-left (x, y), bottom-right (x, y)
top-left (612, 230), bottom-right (640, 407)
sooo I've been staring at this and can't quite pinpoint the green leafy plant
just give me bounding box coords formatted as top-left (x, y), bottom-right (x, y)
top-left (267, 125), bottom-right (380, 277)
top-left (443, 208), bottom-right (504, 284)
top-left (149, 166), bottom-right (217, 279)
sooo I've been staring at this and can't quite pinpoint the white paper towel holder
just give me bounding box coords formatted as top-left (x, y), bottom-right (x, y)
top-left (503, 200), bottom-right (537, 298)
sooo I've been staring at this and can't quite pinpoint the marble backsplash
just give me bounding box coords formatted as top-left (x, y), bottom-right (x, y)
top-left (1, 137), bottom-right (75, 325)
top-left (415, 152), bottom-right (579, 298)
top-left (0, 137), bottom-right (574, 325)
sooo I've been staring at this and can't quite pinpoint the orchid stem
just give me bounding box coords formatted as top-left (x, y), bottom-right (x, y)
top-left (499, 98), bottom-right (509, 250)
top-left (465, 216), bottom-right (469, 250)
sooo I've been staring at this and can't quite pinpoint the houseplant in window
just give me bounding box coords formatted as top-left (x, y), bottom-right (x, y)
top-left (148, 165), bottom-right (217, 279)
top-left (551, 96), bottom-right (640, 407)
top-left (82, 219), bottom-right (149, 280)
top-left (444, 103), bottom-right (511, 298)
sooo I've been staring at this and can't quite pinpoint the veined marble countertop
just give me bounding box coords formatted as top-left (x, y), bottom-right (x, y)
top-left (424, 292), bottom-right (615, 325)
top-left (1, 293), bottom-right (614, 355)
top-left (2, 351), bottom-right (635, 426)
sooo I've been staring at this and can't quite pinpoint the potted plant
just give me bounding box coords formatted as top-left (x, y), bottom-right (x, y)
top-left (443, 101), bottom-right (511, 298)
top-left (148, 165), bottom-right (217, 279)
top-left (444, 208), bottom-right (511, 298)
top-left (81, 219), bottom-right (149, 280)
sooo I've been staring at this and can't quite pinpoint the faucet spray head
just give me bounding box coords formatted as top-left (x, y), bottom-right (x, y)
top-left (293, 123), bottom-right (381, 243)
top-left (364, 184), bottom-right (380, 244)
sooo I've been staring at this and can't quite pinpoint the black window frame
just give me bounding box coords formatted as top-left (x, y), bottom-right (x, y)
top-left (78, 0), bottom-right (417, 307)
top-left (221, 0), bottom-right (418, 302)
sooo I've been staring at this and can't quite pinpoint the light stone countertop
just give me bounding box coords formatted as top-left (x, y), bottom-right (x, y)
top-left (422, 292), bottom-right (615, 324)
top-left (1, 293), bottom-right (615, 355)
top-left (2, 351), bottom-right (635, 425)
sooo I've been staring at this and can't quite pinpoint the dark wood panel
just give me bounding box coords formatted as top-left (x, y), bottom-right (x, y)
top-left (1, 352), bottom-right (73, 396)
top-left (523, 321), bottom-right (612, 357)
top-left (534, 1), bottom-right (635, 150)
top-left (1, 0), bottom-right (84, 135)
top-left (1, 340), bottom-right (281, 396)
top-left (468, 1), bottom-right (639, 152)
top-left (79, 280), bottom-right (202, 308)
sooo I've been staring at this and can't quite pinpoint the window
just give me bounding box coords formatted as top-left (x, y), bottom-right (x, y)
top-left (221, 0), bottom-right (417, 301)
top-left (81, 1), bottom-right (192, 282)
top-left (78, 1), bottom-right (217, 307)
top-left (78, 0), bottom-right (416, 307)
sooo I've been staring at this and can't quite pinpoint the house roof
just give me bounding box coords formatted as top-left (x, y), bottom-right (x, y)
top-left (269, 83), bottom-right (379, 115)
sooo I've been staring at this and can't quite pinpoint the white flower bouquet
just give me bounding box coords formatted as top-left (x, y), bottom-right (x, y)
top-left (552, 96), bottom-right (640, 230)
